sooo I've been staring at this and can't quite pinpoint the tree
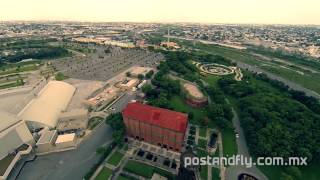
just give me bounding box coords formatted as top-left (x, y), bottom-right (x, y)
top-left (280, 173), bottom-right (294, 180)
top-left (137, 74), bottom-right (144, 80)
top-left (142, 84), bottom-right (152, 94)
top-left (105, 113), bottom-right (125, 145)
top-left (215, 117), bottom-right (230, 130)
top-left (145, 70), bottom-right (154, 79)
top-left (285, 166), bottom-right (302, 180)
top-left (188, 112), bottom-right (194, 120)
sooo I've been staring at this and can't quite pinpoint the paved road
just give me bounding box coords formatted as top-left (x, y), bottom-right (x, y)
top-left (110, 91), bottom-right (137, 113)
top-left (225, 108), bottom-right (268, 180)
top-left (14, 123), bottom-right (113, 180)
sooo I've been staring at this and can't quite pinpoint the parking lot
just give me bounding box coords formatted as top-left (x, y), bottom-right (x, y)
top-left (52, 46), bottom-right (164, 81)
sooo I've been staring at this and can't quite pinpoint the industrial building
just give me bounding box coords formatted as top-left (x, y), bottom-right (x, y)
top-left (0, 80), bottom-right (92, 179)
top-left (0, 111), bottom-right (34, 180)
top-left (18, 81), bottom-right (76, 130)
top-left (84, 86), bottom-right (120, 109)
top-left (122, 103), bottom-right (188, 152)
top-left (115, 78), bottom-right (139, 91)
top-left (36, 129), bottom-right (77, 154)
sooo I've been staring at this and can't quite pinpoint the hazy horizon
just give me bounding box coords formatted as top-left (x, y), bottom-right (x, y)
top-left (1, 0), bottom-right (320, 25)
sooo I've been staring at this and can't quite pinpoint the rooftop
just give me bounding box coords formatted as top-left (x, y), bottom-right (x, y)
top-left (37, 130), bottom-right (57, 145)
top-left (55, 133), bottom-right (76, 144)
top-left (18, 81), bottom-right (76, 128)
top-left (122, 102), bottom-right (188, 133)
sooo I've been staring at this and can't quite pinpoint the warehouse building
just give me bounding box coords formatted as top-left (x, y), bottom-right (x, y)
top-left (18, 81), bottom-right (76, 131)
top-left (122, 103), bottom-right (188, 152)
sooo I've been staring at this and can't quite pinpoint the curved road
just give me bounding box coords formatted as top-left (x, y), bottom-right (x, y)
top-left (225, 108), bottom-right (268, 180)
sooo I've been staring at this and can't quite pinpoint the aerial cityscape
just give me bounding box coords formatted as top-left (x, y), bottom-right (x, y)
top-left (0, 1), bottom-right (320, 180)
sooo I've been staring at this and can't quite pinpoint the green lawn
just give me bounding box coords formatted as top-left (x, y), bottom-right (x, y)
top-left (117, 175), bottom-right (131, 180)
top-left (212, 167), bottom-right (220, 180)
top-left (0, 80), bottom-right (24, 89)
top-left (124, 160), bottom-right (174, 179)
top-left (95, 167), bottom-right (112, 180)
top-left (200, 165), bottom-right (208, 180)
top-left (198, 139), bottom-right (207, 149)
top-left (221, 128), bottom-right (237, 157)
top-left (262, 65), bottom-right (320, 94)
top-left (199, 128), bottom-right (207, 137)
top-left (168, 95), bottom-right (207, 124)
top-left (107, 151), bottom-right (124, 166)
top-left (0, 64), bottom-right (39, 76)
top-left (202, 75), bottom-right (220, 87)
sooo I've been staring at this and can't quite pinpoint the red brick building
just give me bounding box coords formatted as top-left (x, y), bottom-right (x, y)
top-left (122, 102), bottom-right (188, 152)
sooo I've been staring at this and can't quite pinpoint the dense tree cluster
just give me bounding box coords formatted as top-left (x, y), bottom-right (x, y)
top-left (105, 113), bottom-right (125, 146)
top-left (205, 85), bottom-right (233, 130)
top-left (218, 76), bottom-right (320, 161)
top-left (256, 73), bottom-right (320, 113)
top-left (2, 47), bottom-right (70, 62)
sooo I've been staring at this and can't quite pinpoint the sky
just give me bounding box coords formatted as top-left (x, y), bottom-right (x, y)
top-left (0, 0), bottom-right (320, 25)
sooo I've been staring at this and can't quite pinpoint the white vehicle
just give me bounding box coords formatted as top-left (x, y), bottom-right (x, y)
top-left (235, 133), bottom-right (239, 138)
top-left (109, 107), bottom-right (116, 111)
top-left (130, 99), bottom-right (137, 103)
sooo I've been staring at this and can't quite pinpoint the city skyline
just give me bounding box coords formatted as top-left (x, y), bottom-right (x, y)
top-left (1, 0), bottom-right (320, 25)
